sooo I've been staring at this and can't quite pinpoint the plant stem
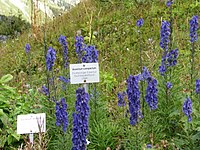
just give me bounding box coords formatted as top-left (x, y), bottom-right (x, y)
top-left (43, 27), bottom-right (50, 100)
top-left (190, 42), bottom-right (195, 97)
top-left (138, 29), bottom-right (145, 117)
top-left (51, 71), bottom-right (57, 100)
top-left (94, 84), bottom-right (97, 121)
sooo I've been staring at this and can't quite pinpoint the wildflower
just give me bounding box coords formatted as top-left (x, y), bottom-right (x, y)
top-left (141, 66), bottom-right (151, 81)
top-left (166, 82), bottom-right (172, 89)
top-left (55, 98), bottom-right (68, 132)
top-left (25, 43), bottom-right (30, 53)
top-left (196, 79), bottom-right (200, 94)
top-left (41, 85), bottom-right (49, 96)
top-left (136, 18), bottom-right (144, 28)
top-left (159, 55), bottom-right (167, 76)
top-left (166, 48), bottom-right (179, 67)
top-left (126, 74), bottom-right (143, 126)
top-left (166, 0), bottom-right (173, 7)
top-left (75, 35), bottom-right (84, 63)
top-left (182, 97), bottom-right (192, 122)
top-left (58, 35), bottom-right (68, 68)
top-left (159, 48), bottom-right (178, 76)
top-left (189, 15), bottom-right (198, 43)
top-left (82, 45), bottom-right (98, 63)
top-left (146, 144), bottom-right (152, 149)
top-left (160, 21), bottom-right (171, 50)
top-left (46, 47), bottom-right (56, 71)
top-left (117, 91), bottom-right (126, 107)
top-left (72, 88), bottom-right (90, 150)
top-left (145, 77), bottom-right (158, 110)
top-left (58, 76), bottom-right (70, 84)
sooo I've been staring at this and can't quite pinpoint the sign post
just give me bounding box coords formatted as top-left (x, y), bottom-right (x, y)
top-left (17, 113), bottom-right (46, 145)
top-left (70, 62), bottom-right (99, 92)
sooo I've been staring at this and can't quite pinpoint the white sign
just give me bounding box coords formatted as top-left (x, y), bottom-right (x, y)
top-left (17, 113), bottom-right (46, 134)
top-left (70, 63), bottom-right (100, 84)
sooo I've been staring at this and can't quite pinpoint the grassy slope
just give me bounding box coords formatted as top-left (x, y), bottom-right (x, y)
top-left (0, 0), bottom-right (199, 83)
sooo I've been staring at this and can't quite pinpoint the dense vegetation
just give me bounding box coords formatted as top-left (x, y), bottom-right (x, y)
top-left (0, 14), bottom-right (30, 37)
top-left (0, 0), bottom-right (199, 149)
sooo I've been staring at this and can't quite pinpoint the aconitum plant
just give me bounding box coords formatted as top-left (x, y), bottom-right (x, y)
top-left (55, 98), bottom-right (68, 132)
top-left (117, 91), bottom-right (126, 107)
top-left (189, 15), bottom-right (198, 43)
top-left (25, 43), bottom-right (31, 53)
top-left (41, 85), bottom-right (49, 96)
top-left (58, 35), bottom-right (68, 68)
top-left (196, 79), bottom-right (200, 94)
top-left (82, 45), bottom-right (98, 63)
top-left (75, 35), bottom-right (84, 63)
top-left (166, 82), bottom-right (172, 89)
top-left (145, 77), bottom-right (158, 110)
top-left (166, 0), bottom-right (173, 7)
top-left (136, 18), bottom-right (144, 28)
top-left (72, 88), bottom-right (90, 150)
top-left (166, 48), bottom-right (179, 67)
top-left (141, 66), bottom-right (151, 81)
top-left (58, 76), bottom-right (70, 84)
top-left (46, 47), bottom-right (56, 71)
top-left (182, 97), bottom-right (192, 122)
top-left (160, 21), bottom-right (171, 50)
top-left (126, 74), bottom-right (143, 126)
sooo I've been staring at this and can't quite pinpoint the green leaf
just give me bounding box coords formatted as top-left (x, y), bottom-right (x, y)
top-left (0, 135), bottom-right (6, 147)
top-left (192, 132), bottom-right (200, 141)
top-left (0, 109), bottom-right (9, 126)
top-left (0, 74), bottom-right (13, 84)
top-left (11, 133), bottom-right (20, 141)
top-left (7, 135), bottom-right (13, 145)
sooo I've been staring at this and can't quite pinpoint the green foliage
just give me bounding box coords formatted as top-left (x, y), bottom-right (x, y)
top-left (0, 14), bottom-right (30, 36)
top-left (0, 74), bottom-right (20, 148)
top-left (88, 120), bottom-right (121, 149)
top-left (0, 74), bottom-right (45, 149)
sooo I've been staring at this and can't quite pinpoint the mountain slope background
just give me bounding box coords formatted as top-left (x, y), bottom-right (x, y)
top-left (0, 0), bottom-right (81, 23)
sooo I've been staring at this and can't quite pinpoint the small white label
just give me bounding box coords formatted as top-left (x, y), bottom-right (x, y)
top-left (70, 63), bottom-right (100, 84)
top-left (17, 113), bottom-right (46, 134)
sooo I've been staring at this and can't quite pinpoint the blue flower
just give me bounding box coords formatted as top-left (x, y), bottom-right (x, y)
top-left (46, 47), bottom-right (56, 71)
top-left (159, 55), bottom-right (167, 76)
top-left (159, 48), bottom-right (178, 76)
top-left (166, 0), bottom-right (173, 7)
top-left (145, 77), bottom-right (158, 110)
top-left (126, 74), bottom-right (143, 126)
top-left (182, 97), bottom-right (192, 122)
top-left (166, 48), bottom-right (179, 67)
top-left (190, 15), bottom-right (198, 43)
top-left (58, 76), bottom-right (70, 84)
top-left (72, 88), bottom-right (90, 150)
top-left (117, 91), bottom-right (126, 107)
top-left (75, 36), bottom-right (84, 63)
top-left (58, 35), bottom-right (68, 68)
top-left (136, 18), bottom-right (144, 28)
top-left (55, 98), bottom-right (68, 133)
top-left (41, 85), bottom-right (49, 96)
top-left (196, 79), bottom-right (200, 94)
top-left (160, 21), bottom-right (171, 50)
top-left (25, 43), bottom-right (30, 53)
top-left (141, 66), bottom-right (151, 81)
top-left (82, 45), bottom-right (98, 63)
top-left (146, 144), bottom-right (152, 149)
top-left (166, 82), bottom-right (172, 89)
